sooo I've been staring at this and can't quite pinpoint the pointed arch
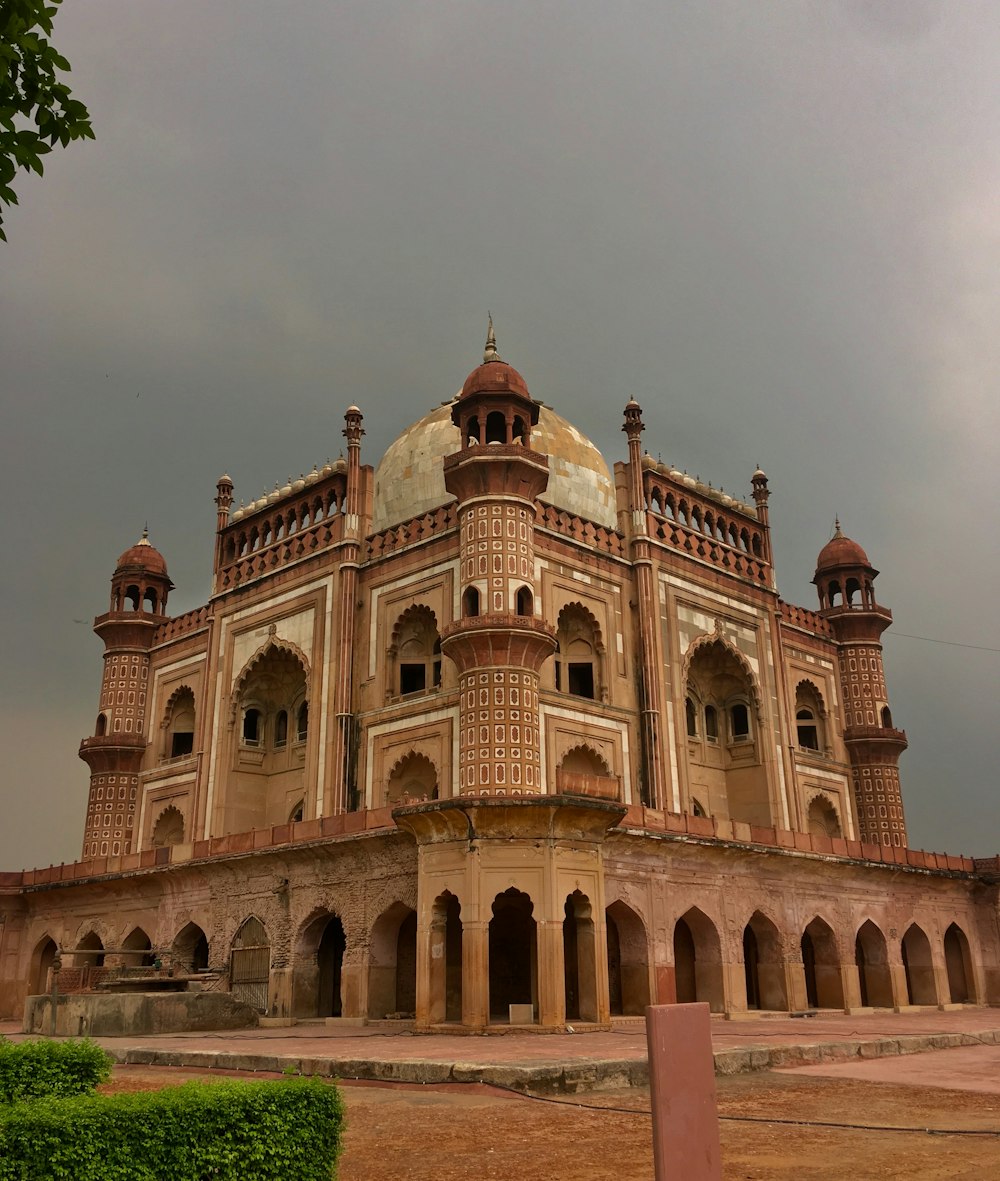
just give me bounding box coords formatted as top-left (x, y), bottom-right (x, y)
top-left (682, 634), bottom-right (762, 719)
top-left (801, 916), bottom-right (844, 1009)
top-left (230, 916), bottom-right (270, 1013)
top-left (161, 685), bottom-right (196, 759)
top-left (389, 604), bottom-right (441, 696)
top-left (673, 906), bottom-right (724, 1012)
top-left (230, 636), bottom-right (311, 723)
top-left (555, 602), bottom-right (605, 700)
top-left (901, 923), bottom-right (938, 1005)
top-left (944, 923), bottom-right (973, 1004)
top-left (855, 919), bottom-right (893, 1007)
top-left (151, 805), bottom-right (185, 847)
top-left (743, 910), bottom-right (787, 1011)
top-left (558, 744), bottom-right (611, 777)
top-left (29, 935), bottom-right (59, 996)
top-left (806, 793), bottom-right (842, 839)
top-left (172, 922), bottom-right (209, 973)
top-left (606, 900), bottom-right (651, 1016)
top-left (386, 750), bottom-right (439, 805)
top-left (368, 902), bottom-right (417, 1019)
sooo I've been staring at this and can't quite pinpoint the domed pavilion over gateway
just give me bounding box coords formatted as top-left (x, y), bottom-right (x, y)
top-left (3, 326), bottom-right (994, 1037)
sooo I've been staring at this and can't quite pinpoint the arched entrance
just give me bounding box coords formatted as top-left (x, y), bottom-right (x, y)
top-left (855, 920), bottom-right (893, 1007)
top-left (563, 891), bottom-right (597, 1023)
top-left (317, 916), bottom-right (346, 1017)
top-left (673, 907), bottom-right (725, 1011)
top-left (231, 917), bottom-right (270, 1012)
top-left (944, 923), bottom-right (973, 1004)
top-left (606, 901), bottom-right (650, 1016)
top-left (122, 927), bottom-right (154, 968)
top-left (30, 936), bottom-right (58, 995)
top-left (801, 917), bottom-right (844, 1010)
top-left (901, 923), bottom-right (937, 1005)
top-left (368, 903), bottom-right (417, 1019)
top-left (743, 912), bottom-right (787, 1011)
top-left (74, 931), bottom-right (105, 969)
top-left (172, 922), bottom-right (209, 973)
top-left (428, 891), bottom-right (463, 1024)
top-left (489, 888), bottom-right (536, 1023)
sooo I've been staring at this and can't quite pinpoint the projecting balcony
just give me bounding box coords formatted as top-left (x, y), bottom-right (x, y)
top-left (78, 732), bottom-right (147, 773)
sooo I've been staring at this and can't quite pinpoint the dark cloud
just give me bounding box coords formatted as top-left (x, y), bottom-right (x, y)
top-left (1, 1), bottom-right (997, 866)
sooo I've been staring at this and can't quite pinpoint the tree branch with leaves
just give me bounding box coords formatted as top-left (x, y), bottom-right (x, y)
top-left (1, 0), bottom-right (93, 241)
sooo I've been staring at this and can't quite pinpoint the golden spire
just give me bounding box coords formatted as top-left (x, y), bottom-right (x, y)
top-left (483, 313), bottom-right (500, 363)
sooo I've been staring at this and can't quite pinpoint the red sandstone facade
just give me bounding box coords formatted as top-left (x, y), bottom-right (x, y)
top-left (1, 329), bottom-right (998, 1027)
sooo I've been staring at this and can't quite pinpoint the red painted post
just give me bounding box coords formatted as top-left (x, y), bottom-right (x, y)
top-left (646, 1003), bottom-right (722, 1180)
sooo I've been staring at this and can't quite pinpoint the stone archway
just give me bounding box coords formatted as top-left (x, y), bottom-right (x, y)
top-left (30, 936), bottom-right (58, 996)
top-left (428, 891), bottom-right (464, 1024)
top-left (855, 920), bottom-right (893, 1007)
top-left (489, 888), bottom-right (537, 1023)
top-left (743, 911), bottom-right (787, 1011)
top-left (172, 922), bottom-right (209, 973)
top-left (674, 906), bottom-right (725, 1012)
top-left (901, 923), bottom-right (937, 1005)
top-left (944, 923), bottom-right (973, 1004)
top-left (368, 903), bottom-right (417, 1020)
top-left (801, 916), bottom-right (844, 1009)
top-left (606, 900), bottom-right (651, 1016)
top-left (563, 890), bottom-right (597, 1023)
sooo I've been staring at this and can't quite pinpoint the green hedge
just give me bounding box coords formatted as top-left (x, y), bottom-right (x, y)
top-left (0, 1078), bottom-right (345, 1180)
top-left (0, 1039), bottom-right (112, 1104)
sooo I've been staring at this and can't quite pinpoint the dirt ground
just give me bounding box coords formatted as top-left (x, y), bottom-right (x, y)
top-left (101, 1065), bottom-right (1000, 1180)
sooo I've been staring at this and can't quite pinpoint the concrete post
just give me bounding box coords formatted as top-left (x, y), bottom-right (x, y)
top-left (646, 1003), bottom-right (722, 1180)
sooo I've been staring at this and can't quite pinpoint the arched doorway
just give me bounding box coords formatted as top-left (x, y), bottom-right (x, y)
top-left (489, 888), bottom-right (536, 1022)
top-left (944, 923), bottom-right (973, 1004)
top-left (901, 923), bottom-right (937, 1005)
top-left (122, 927), bottom-right (154, 968)
top-left (368, 903), bottom-right (417, 1019)
top-left (30, 936), bottom-right (58, 996)
top-left (563, 891), bottom-right (597, 1023)
top-left (317, 916), bottom-right (346, 1017)
top-left (428, 891), bottom-right (463, 1024)
top-left (606, 901), bottom-right (651, 1016)
top-left (855, 920), bottom-right (893, 1007)
top-left (172, 922), bottom-right (209, 973)
top-left (743, 912), bottom-right (787, 1011)
top-left (801, 917), bottom-right (844, 1009)
top-left (673, 907), bottom-right (725, 1012)
top-left (74, 931), bottom-right (105, 970)
top-left (230, 917), bottom-right (270, 1013)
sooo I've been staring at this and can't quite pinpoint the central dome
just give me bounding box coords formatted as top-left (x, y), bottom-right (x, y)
top-left (371, 400), bottom-right (618, 533)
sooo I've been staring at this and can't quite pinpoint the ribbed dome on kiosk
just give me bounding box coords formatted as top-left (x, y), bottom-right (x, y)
top-left (371, 400), bottom-right (618, 533)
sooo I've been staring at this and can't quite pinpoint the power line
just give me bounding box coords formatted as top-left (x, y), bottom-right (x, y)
top-left (893, 632), bottom-right (999, 654)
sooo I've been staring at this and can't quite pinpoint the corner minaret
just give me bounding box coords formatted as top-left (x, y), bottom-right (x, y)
top-left (439, 323), bottom-right (557, 795)
top-left (814, 522), bottom-right (908, 848)
top-left (78, 529), bottom-right (173, 858)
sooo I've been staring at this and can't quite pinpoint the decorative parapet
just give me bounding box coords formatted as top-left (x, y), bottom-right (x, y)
top-left (778, 600), bottom-right (834, 639)
top-left (535, 503), bottom-right (626, 558)
top-left (646, 511), bottom-right (769, 584)
top-left (153, 605), bottom-right (212, 646)
top-left (366, 503), bottom-right (457, 561)
top-left (216, 512), bottom-right (347, 591)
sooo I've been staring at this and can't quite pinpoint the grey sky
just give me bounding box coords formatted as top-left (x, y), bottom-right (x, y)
top-left (1, 1), bottom-right (996, 868)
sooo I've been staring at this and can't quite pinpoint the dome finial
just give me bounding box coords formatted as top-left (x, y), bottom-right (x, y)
top-left (483, 312), bottom-right (500, 363)
top-left (834, 516), bottom-right (843, 538)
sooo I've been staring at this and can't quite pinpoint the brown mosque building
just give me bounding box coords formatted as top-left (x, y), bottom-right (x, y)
top-left (2, 327), bottom-right (998, 1028)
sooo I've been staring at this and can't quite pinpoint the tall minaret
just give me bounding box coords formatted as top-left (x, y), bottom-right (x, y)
top-left (439, 322), bottom-right (557, 795)
top-left (78, 530), bottom-right (173, 858)
top-left (814, 522), bottom-right (908, 847)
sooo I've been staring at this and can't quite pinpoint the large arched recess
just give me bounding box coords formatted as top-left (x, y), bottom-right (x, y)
top-left (30, 935), bottom-right (58, 996)
top-left (368, 903), bottom-right (417, 1020)
top-left (801, 917), bottom-right (844, 1010)
top-left (743, 911), bottom-right (787, 1011)
top-left (673, 907), bottom-right (725, 1012)
top-left (944, 923), bottom-right (974, 1004)
top-left (901, 923), bottom-right (938, 1006)
top-left (293, 910), bottom-right (347, 1018)
top-left (606, 901), bottom-right (651, 1016)
top-left (489, 888), bottom-right (537, 1023)
top-left (855, 920), bottom-right (893, 1007)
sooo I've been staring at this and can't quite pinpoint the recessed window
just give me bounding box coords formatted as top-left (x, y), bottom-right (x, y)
top-left (242, 708), bottom-right (261, 746)
top-left (296, 702), bottom-right (308, 741)
top-left (730, 703), bottom-right (750, 742)
top-left (274, 710), bottom-right (288, 747)
top-left (400, 664), bottom-right (426, 695)
top-left (796, 708), bottom-right (819, 751)
top-left (685, 697), bottom-right (698, 738)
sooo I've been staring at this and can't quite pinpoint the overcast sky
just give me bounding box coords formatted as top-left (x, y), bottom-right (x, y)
top-left (1, 1), bottom-right (997, 869)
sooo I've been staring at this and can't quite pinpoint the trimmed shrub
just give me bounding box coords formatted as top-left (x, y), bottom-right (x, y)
top-left (0, 1077), bottom-right (345, 1180)
top-left (0, 1038), bottom-right (112, 1104)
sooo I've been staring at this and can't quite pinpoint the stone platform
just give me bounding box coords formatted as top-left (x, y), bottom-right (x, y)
top-left (4, 1009), bottom-right (999, 1095)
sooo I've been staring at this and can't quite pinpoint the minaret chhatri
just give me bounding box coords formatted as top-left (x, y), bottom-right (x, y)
top-left (78, 529), bottom-right (173, 858)
top-left (814, 521), bottom-right (908, 847)
top-left (439, 321), bottom-right (557, 795)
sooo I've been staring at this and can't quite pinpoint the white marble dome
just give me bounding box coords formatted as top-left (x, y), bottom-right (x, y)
top-left (371, 399), bottom-right (618, 534)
